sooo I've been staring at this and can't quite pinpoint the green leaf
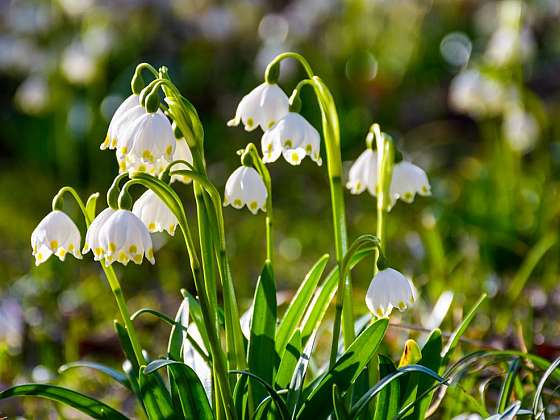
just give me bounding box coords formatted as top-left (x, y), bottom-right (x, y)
top-left (114, 320), bottom-right (140, 373)
top-left (59, 361), bottom-right (131, 390)
top-left (231, 370), bottom-right (289, 420)
top-left (276, 254), bottom-right (329, 355)
top-left (441, 294), bottom-right (487, 366)
top-left (138, 366), bottom-right (177, 420)
top-left (275, 329), bottom-right (302, 390)
top-left (0, 383), bottom-right (128, 419)
top-left (332, 385), bottom-right (350, 420)
top-left (300, 249), bottom-right (371, 345)
top-left (532, 355), bottom-right (560, 419)
top-left (286, 329), bottom-right (317, 417)
top-left (233, 374), bottom-right (249, 420)
top-left (498, 358), bottom-right (521, 413)
top-left (410, 329), bottom-right (443, 420)
top-left (181, 290), bottom-right (212, 362)
top-left (373, 355), bottom-right (400, 420)
top-left (253, 396), bottom-right (273, 420)
top-left (168, 298), bottom-right (189, 360)
top-left (168, 363), bottom-right (213, 420)
top-left (85, 192), bottom-right (100, 222)
top-left (352, 365), bottom-right (446, 419)
top-left (247, 261), bottom-right (277, 403)
top-left (296, 318), bottom-right (389, 419)
top-left (397, 339), bottom-right (422, 412)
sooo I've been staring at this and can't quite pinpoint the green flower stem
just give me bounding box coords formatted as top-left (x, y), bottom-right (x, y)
top-left (55, 186), bottom-right (146, 366)
top-left (241, 143), bottom-right (274, 263)
top-left (123, 174), bottom-right (235, 420)
top-left (266, 53), bottom-right (353, 351)
top-left (373, 125), bottom-right (394, 273)
top-left (329, 235), bottom-right (381, 367)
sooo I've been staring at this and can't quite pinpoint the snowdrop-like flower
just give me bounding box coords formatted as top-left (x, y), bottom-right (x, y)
top-left (224, 166), bottom-right (267, 214)
top-left (390, 161), bottom-right (431, 207)
top-left (101, 94), bottom-right (139, 150)
top-left (117, 111), bottom-right (176, 175)
top-left (132, 190), bottom-right (178, 235)
top-left (83, 207), bottom-right (115, 261)
top-left (31, 211), bottom-right (82, 265)
top-left (227, 82), bottom-right (289, 131)
top-left (449, 69), bottom-right (505, 117)
top-left (503, 105), bottom-right (539, 153)
top-left (170, 138), bottom-right (194, 184)
top-left (366, 268), bottom-right (415, 318)
top-left (485, 27), bottom-right (535, 67)
top-left (346, 149), bottom-right (377, 195)
top-left (261, 112), bottom-right (322, 166)
top-left (96, 209), bottom-right (155, 266)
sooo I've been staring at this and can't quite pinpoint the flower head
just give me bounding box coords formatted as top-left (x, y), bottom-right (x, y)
top-left (449, 69), bottom-right (505, 117)
top-left (31, 211), bottom-right (82, 265)
top-left (117, 111), bottom-right (175, 175)
top-left (83, 207), bottom-right (115, 260)
top-left (170, 138), bottom-right (194, 184)
top-left (366, 268), bottom-right (415, 318)
top-left (133, 190), bottom-right (178, 235)
top-left (503, 105), bottom-right (539, 153)
top-left (95, 209), bottom-right (155, 266)
top-left (390, 161), bottom-right (431, 207)
top-left (101, 94), bottom-right (139, 150)
top-left (224, 166), bottom-right (267, 214)
top-left (261, 112), bottom-right (322, 166)
top-left (346, 149), bottom-right (377, 195)
top-left (227, 82), bottom-right (289, 131)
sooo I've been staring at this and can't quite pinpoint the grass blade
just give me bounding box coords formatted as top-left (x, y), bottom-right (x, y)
top-left (276, 254), bottom-right (329, 355)
top-left (296, 318), bottom-right (388, 419)
top-left (275, 329), bottom-right (302, 390)
top-left (59, 361), bottom-right (131, 390)
top-left (0, 383), bottom-right (128, 419)
top-left (497, 358), bottom-right (521, 413)
top-left (373, 355), bottom-right (400, 420)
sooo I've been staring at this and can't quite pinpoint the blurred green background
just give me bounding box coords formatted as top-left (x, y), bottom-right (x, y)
top-left (1, 0), bottom-right (560, 417)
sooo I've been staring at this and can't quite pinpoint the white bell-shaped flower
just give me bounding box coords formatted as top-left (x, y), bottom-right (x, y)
top-left (97, 209), bottom-right (155, 266)
top-left (365, 268), bottom-right (415, 318)
top-left (346, 149), bottom-right (377, 195)
top-left (224, 166), bottom-right (267, 214)
top-left (83, 207), bottom-right (115, 261)
top-left (261, 112), bottom-right (322, 166)
top-left (449, 69), bottom-right (505, 117)
top-left (227, 82), bottom-right (289, 131)
top-left (390, 161), bottom-right (431, 207)
top-left (117, 111), bottom-right (175, 175)
top-left (503, 105), bottom-right (539, 154)
top-left (31, 211), bottom-right (82, 265)
top-left (132, 190), bottom-right (178, 235)
top-left (101, 94), bottom-right (140, 150)
top-left (171, 138), bottom-right (194, 184)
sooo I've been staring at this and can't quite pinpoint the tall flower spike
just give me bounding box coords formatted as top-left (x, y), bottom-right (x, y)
top-left (31, 210), bottom-right (82, 265)
top-left (346, 149), bottom-right (377, 195)
top-left (365, 268), bottom-right (415, 318)
top-left (117, 111), bottom-right (176, 175)
top-left (132, 190), bottom-right (178, 235)
top-left (390, 161), bottom-right (431, 208)
top-left (227, 82), bottom-right (289, 131)
top-left (97, 209), bottom-right (155, 266)
top-left (101, 94), bottom-right (140, 150)
top-left (83, 207), bottom-right (115, 261)
top-left (261, 112), bottom-right (322, 166)
top-left (170, 138), bottom-right (194, 184)
top-left (224, 166), bottom-right (267, 214)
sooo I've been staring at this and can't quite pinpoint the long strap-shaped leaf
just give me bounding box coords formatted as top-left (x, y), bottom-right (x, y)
top-left (276, 254), bottom-right (329, 355)
top-left (0, 384), bottom-right (128, 419)
top-left (296, 318), bottom-right (389, 419)
top-left (59, 361), bottom-right (131, 391)
top-left (287, 328), bottom-right (317, 418)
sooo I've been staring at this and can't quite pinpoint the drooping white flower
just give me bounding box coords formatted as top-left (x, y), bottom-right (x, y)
top-left (485, 27), bottom-right (535, 67)
top-left (261, 112), bottom-right (322, 166)
top-left (117, 111), bottom-right (176, 175)
top-left (346, 149), bottom-right (377, 195)
top-left (449, 69), bottom-right (505, 117)
top-left (390, 161), bottom-right (431, 207)
top-left (224, 166), bottom-right (267, 214)
top-left (132, 190), bottom-right (178, 235)
top-left (101, 94), bottom-right (139, 150)
top-left (96, 209), bottom-right (155, 266)
top-left (31, 211), bottom-right (82, 265)
top-left (502, 105), bottom-right (539, 153)
top-left (83, 207), bottom-right (115, 261)
top-left (170, 138), bottom-right (194, 184)
top-left (365, 268), bottom-right (415, 318)
top-left (227, 82), bottom-right (289, 131)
